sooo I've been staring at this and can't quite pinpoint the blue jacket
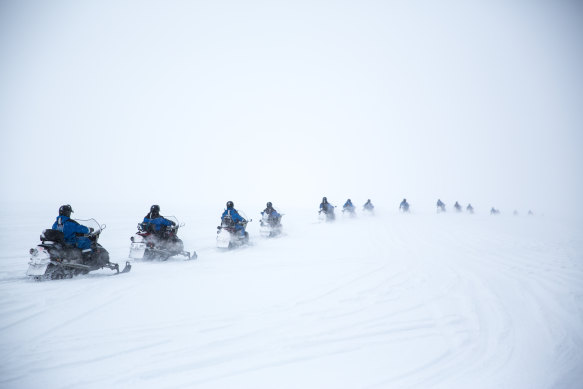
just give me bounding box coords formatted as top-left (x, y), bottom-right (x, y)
top-left (52, 216), bottom-right (90, 246)
top-left (343, 200), bottom-right (354, 209)
top-left (143, 214), bottom-right (174, 231)
top-left (222, 208), bottom-right (246, 224)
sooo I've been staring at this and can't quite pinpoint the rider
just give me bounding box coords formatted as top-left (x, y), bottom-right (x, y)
top-left (454, 201), bottom-right (462, 212)
top-left (466, 203), bottom-right (474, 213)
top-left (320, 197), bottom-right (334, 213)
top-left (52, 204), bottom-right (93, 262)
top-left (143, 205), bottom-right (175, 236)
top-left (343, 199), bottom-right (355, 213)
top-left (363, 199), bottom-right (374, 211)
top-left (222, 201), bottom-right (247, 237)
top-left (399, 198), bottom-right (410, 212)
top-left (262, 202), bottom-right (281, 226)
top-left (436, 199), bottom-right (446, 212)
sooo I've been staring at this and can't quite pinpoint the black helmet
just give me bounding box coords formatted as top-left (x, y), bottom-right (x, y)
top-left (347, 199), bottom-right (351, 202)
top-left (226, 201), bottom-right (234, 209)
top-left (59, 204), bottom-right (73, 217)
top-left (266, 202), bottom-right (272, 208)
top-left (322, 197), bottom-right (327, 203)
top-left (150, 205), bottom-right (160, 218)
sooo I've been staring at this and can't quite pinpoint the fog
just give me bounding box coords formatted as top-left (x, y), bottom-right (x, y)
top-left (1, 0), bottom-right (582, 216)
top-left (2, 3), bottom-right (583, 387)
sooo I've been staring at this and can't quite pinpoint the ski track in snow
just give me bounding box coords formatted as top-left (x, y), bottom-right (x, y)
top-left (0, 208), bottom-right (582, 389)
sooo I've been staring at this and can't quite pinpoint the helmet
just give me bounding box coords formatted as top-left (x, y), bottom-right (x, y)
top-left (226, 201), bottom-right (234, 209)
top-left (266, 202), bottom-right (272, 208)
top-left (348, 199), bottom-right (351, 202)
top-left (322, 197), bottom-right (327, 203)
top-left (150, 204), bottom-right (160, 213)
top-left (59, 204), bottom-right (73, 217)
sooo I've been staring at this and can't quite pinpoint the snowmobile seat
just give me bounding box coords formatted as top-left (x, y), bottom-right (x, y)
top-left (41, 229), bottom-right (65, 244)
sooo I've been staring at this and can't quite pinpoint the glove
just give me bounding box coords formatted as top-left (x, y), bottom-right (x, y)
top-left (89, 227), bottom-right (94, 233)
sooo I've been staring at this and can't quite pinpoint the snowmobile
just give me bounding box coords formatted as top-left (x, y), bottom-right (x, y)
top-left (217, 215), bottom-right (250, 249)
top-left (362, 207), bottom-right (375, 215)
top-left (437, 203), bottom-right (446, 213)
top-left (362, 202), bottom-right (375, 215)
top-left (342, 206), bottom-right (356, 218)
top-left (259, 212), bottom-right (283, 238)
top-left (129, 216), bottom-right (194, 260)
top-left (27, 219), bottom-right (130, 280)
top-left (318, 206), bottom-right (336, 222)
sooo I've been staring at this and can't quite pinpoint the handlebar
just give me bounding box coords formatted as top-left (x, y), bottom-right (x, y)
top-left (80, 229), bottom-right (101, 238)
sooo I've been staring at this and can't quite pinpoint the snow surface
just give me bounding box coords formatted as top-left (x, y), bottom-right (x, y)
top-left (1, 206), bottom-right (582, 389)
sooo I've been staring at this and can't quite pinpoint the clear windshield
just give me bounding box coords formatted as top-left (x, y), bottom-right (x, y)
top-left (222, 210), bottom-right (249, 222)
top-left (165, 216), bottom-right (180, 225)
top-left (74, 218), bottom-right (103, 233)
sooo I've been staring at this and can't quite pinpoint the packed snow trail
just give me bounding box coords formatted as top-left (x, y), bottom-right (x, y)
top-left (0, 206), bottom-right (582, 389)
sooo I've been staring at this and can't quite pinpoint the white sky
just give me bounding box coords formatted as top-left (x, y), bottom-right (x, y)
top-left (1, 0), bottom-right (582, 215)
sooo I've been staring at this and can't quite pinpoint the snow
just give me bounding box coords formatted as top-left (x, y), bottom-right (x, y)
top-left (1, 205), bottom-right (582, 389)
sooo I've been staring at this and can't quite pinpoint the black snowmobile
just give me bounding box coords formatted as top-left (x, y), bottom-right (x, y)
top-left (342, 204), bottom-right (356, 218)
top-left (259, 212), bottom-right (283, 238)
top-left (216, 214), bottom-right (250, 249)
top-left (319, 204), bottom-right (336, 222)
top-left (27, 219), bottom-right (130, 280)
top-left (129, 216), bottom-right (195, 260)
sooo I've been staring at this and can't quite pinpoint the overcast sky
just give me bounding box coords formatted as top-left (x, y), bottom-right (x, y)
top-left (1, 0), bottom-right (582, 215)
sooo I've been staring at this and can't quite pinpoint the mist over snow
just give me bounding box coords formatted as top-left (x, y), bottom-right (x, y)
top-left (1, 1), bottom-right (583, 389)
top-left (1, 205), bottom-right (583, 389)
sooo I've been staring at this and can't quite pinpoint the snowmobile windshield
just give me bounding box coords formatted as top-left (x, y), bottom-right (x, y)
top-left (73, 218), bottom-right (103, 234)
top-left (238, 210), bottom-right (249, 221)
top-left (164, 216), bottom-right (180, 226)
top-left (224, 209), bottom-right (249, 222)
